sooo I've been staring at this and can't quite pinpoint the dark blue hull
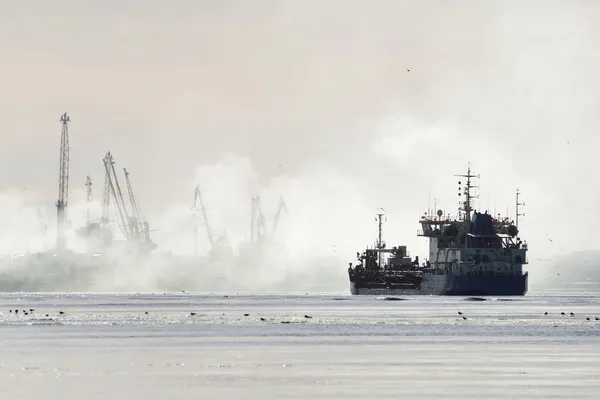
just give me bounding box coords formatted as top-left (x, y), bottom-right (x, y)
top-left (350, 272), bottom-right (528, 296)
top-left (442, 273), bottom-right (528, 296)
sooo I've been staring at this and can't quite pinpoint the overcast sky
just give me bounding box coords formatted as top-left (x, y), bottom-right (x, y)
top-left (1, 1), bottom-right (599, 262)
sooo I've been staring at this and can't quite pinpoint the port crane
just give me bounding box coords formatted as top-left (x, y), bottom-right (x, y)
top-left (192, 185), bottom-right (231, 257)
top-left (124, 168), bottom-right (156, 251)
top-left (102, 152), bottom-right (156, 253)
top-left (102, 152), bottom-right (130, 240)
top-left (101, 158), bottom-right (112, 229)
top-left (56, 112), bottom-right (70, 251)
top-left (250, 196), bottom-right (269, 243)
top-left (192, 185), bottom-right (215, 256)
top-left (249, 196), bottom-right (288, 243)
top-left (76, 173), bottom-right (114, 251)
top-left (272, 197), bottom-right (288, 232)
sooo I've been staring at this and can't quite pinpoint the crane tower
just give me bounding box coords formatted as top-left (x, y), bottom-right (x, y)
top-left (56, 112), bottom-right (70, 251)
top-left (85, 174), bottom-right (93, 224)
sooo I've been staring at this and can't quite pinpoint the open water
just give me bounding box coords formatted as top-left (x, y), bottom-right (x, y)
top-left (1, 289), bottom-right (599, 399)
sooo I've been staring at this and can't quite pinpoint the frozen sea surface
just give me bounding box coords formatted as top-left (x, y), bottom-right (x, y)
top-left (1, 289), bottom-right (599, 399)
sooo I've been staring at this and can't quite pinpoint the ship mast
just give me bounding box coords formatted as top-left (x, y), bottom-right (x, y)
top-left (455, 163), bottom-right (479, 223)
top-left (516, 187), bottom-right (525, 229)
top-left (455, 163), bottom-right (479, 249)
top-left (375, 210), bottom-right (386, 267)
top-left (376, 213), bottom-right (384, 249)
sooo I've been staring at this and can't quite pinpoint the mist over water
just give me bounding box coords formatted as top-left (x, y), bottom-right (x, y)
top-left (3, 146), bottom-right (599, 293)
top-left (1, 1), bottom-right (600, 292)
top-left (0, 152), bottom-right (379, 293)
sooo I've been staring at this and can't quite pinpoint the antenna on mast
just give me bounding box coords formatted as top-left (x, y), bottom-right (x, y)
top-left (516, 187), bottom-right (525, 229)
top-left (375, 208), bottom-right (386, 268)
top-left (454, 162), bottom-right (479, 223)
top-left (375, 208), bottom-right (386, 249)
top-left (427, 188), bottom-right (431, 218)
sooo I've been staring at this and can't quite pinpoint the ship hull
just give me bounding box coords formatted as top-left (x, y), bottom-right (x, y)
top-left (350, 273), bottom-right (528, 296)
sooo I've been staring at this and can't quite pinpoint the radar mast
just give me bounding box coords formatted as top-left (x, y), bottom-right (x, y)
top-left (375, 209), bottom-right (386, 268)
top-left (455, 163), bottom-right (479, 224)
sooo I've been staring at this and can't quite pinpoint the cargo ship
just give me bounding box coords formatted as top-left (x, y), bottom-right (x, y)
top-left (347, 166), bottom-right (528, 296)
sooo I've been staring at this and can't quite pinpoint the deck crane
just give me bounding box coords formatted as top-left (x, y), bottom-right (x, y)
top-left (192, 185), bottom-right (216, 256)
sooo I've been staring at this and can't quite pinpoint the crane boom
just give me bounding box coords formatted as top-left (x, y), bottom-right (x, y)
top-left (101, 152), bottom-right (155, 253)
top-left (56, 112), bottom-right (70, 250)
top-left (250, 196), bottom-right (267, 243)
top-left (193, 185), bottom-right (215, 253)
top-left (102, 164), bottom-right (111, 227)
top-left (124, 168), bottom-right (146, 239)
top-left (273, 197), bottom-right (288, 232)
top-left (102, 152), bottom-right (130, 239)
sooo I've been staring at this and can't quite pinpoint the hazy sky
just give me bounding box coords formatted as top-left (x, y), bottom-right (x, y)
top-left (1, 1), bottom-right (599, 262)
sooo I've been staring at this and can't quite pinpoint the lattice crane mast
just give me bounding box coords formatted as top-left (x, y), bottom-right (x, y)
top-left (250, 196), bottom-right (267, 243)
top-left (56, 112), bottom-right (70, 250)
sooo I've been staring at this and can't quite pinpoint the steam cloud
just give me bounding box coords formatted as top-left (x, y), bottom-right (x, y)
top-left (0, 152), bottom-right (384, 293)
top-left (2, 2), bottom-right (600, 292)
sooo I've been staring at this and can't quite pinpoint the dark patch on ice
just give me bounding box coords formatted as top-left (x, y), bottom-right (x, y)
top-left (464, 297), bottom-right (487, 301)
top-left (378, 297), bottom-right (408, 301)
top-left (331, 297), bottom-right (351, 301)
